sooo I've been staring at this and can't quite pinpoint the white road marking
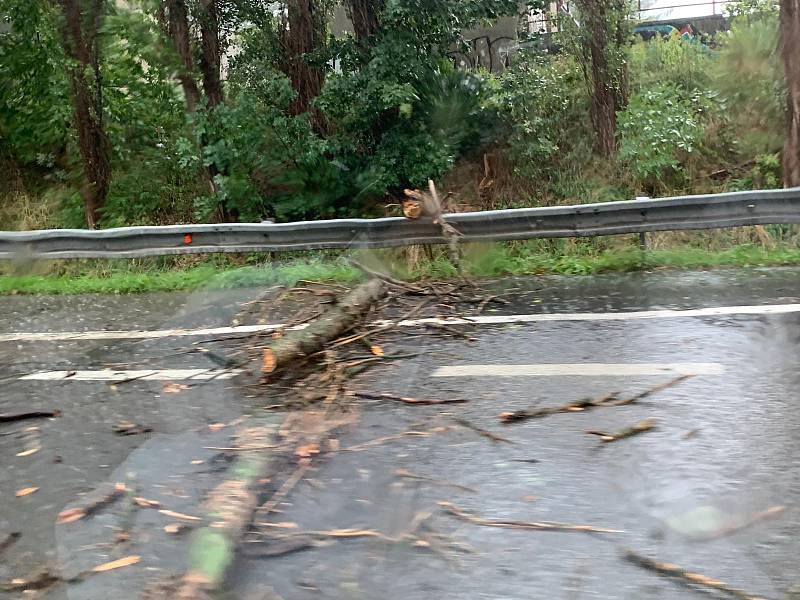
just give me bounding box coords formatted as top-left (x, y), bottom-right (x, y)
top-left (20, 369), bottom-right (243, 382)
top-left (432, 363), bottom-right (726, 377)
top-left (2, 303), bottom-right (798, 343)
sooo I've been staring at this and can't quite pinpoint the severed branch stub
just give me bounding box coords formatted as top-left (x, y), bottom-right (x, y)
top-left (624, 549), bottom-right (768, 600)
top-left (438, 502), bottom-right (621, 534)
top-left (261, 279), bottom-right (387, 376)
top-left (403, 180), bottom-right (462, 269)
top-left (586, 418), bottom-right (656, 443)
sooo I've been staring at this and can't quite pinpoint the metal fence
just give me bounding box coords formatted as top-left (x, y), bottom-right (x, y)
top-left (1, 188), bottom-right (799, 260)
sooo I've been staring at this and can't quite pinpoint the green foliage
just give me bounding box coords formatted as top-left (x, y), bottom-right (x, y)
top-left (618, 85), bottom-right (718, 190)
top-left (496, 52), bottom-right (588, 181)
top-left (0, 0), bottom-right (70, 163)
top-left (711, 15), bottom-right (784, 156)
top-left (629, 34), bottom-right (712, 93)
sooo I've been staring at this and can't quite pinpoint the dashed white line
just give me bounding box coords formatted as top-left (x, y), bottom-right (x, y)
top-left (19, 369), bottom-right (243, 382)
top-left (2, 303), bottom-right (798, 343)
top-left (432, 363), bottom-right (726, 377)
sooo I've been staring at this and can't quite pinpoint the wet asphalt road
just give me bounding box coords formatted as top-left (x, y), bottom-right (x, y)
top-left (2, 268), bottom-right (800, 599)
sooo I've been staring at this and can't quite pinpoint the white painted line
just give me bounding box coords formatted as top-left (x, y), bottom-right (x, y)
top-left (432, 363), bottom-right (726, 378)
top-left (2, 303), bottom-right (799, 343)
top-left (19, 369), bottom-right (243, 382)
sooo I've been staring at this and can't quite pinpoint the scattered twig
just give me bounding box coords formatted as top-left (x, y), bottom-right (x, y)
top-left (343, 427), bottom-right (451, 452)
top-left (57, 482), bottom-right (128, 524)
top-left (438, 502), bottom-right (622, 534)
top-left (352, 391), bottom-right (467, 406)
top-left (0, 532), bottom-right (20, 557)
top-left (348, 260), bottom-right (424, 293)
top-left (453, 417), bottom-right (514, 444)
top-left (113, 421), bottom-right (153, 436)
top-left (424, 322), bottom-right (476, 341)
top-left (255, 463), bottom-right (312, 520)
top-left (500, 376), bottom-right (691, 424)
top-left (395, 469), bottom-right (477, 493)
top-left (586, 418), bottom-right (656, 443)
top-left (624, 549), bottom-right (769, 600)
top-left (203, 445), bottom-right (279, 452)
top-left (0, 410), bottom-right (61, 424)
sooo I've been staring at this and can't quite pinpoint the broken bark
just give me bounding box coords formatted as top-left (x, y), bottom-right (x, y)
top-left (261, 279), bottom-right (387, 376)
top-left (56, 482), bottom-right (128, 524)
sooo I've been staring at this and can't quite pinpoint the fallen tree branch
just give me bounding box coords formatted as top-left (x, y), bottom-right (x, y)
top-left (343, 427), bottom-right (451, 452)
top-left (438, 502), bottom-right (621, 534)
top-left (624, 549), bottom-right (769, 600)
top-left (0, 532), bottom-right (20, 557)
top-left (348, 260), bottom-right (423, 293)
top-left (453, 417), bottom-right (513, 444)
top-left (261, 279), bottom-right (387, 376)
top-left (500, 376), bottom-right (691, 424)
top-left (586, 418), bottom-right (656, 443)
top-left (0, 410), bottom-right (61, 424)
top-left (57, 482), bottom-right (128, 524)
top-left (395, 469), bottom-right (477, 493)
top-left (351, 391), bottom-right (467, 406)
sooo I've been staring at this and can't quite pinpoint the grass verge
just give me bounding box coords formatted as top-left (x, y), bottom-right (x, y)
top-left (2, 243), bottom-right (800, 295)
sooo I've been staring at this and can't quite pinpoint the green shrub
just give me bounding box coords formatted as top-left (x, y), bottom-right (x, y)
top-left (618, 85), bottom-right (718, 191)
top-left (496, 53), bottom-right (589, 181)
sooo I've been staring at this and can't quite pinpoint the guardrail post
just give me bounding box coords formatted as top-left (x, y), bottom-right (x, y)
top-left (635, 196), bottom-right (650, 251)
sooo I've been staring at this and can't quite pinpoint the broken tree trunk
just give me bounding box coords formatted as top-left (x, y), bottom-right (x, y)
top-left (261, 279), bottom-right (387, 375)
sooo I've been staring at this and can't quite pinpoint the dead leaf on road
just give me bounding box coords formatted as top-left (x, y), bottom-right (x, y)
top-left (370, 345), bottom-right (385, 357)
top-left (162, 382), bottom-right (189, 394)
top-left (91, 555), bottom-right (141, 572)
top-left (15, 487), bottom-right (38, 497)
top-left (56, 508), bottom-right (85, 524)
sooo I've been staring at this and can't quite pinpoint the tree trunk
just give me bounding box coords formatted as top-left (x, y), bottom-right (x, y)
top-left (262, 279), bottom-right (387, 375)
top-left (58, 0), bottom-right (110, 229)
top-left (781, 0), bottom-right (800, 187)
top-left (282, 0), bottom-right (326, 128)
top-left (198, 0), bottom-right (223, 108)
top-left (164, 0), bottom-right (201, 113)
top-left (346, 0), bottom-right (383, 41)
top-left (575, 0), bottom-right (627, 158)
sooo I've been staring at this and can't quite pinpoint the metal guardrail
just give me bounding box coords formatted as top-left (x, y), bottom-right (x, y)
top-left (1, 188), bottom-right (799, 260)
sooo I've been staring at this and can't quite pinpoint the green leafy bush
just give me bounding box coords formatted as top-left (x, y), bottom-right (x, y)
top-left (618, 85), bottom-right (717, 191)
top-left (495, 53), bottom-right (588, 181)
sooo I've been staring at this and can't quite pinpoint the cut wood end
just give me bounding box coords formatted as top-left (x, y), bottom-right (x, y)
top-left (261, 348), bottom-right (277, 374)
top-left (402, 199), bottom-right (422, 219)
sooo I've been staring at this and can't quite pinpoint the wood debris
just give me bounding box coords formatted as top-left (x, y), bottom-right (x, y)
top-left (0, 409), bottom-right (61, 423)
top-left (113, 421), bottom-right (153, 435)
top-left (586, 418), bottom-right (656, 443)
top-left (438, 502), bottom-right (621, 534)
top-left (343, 427), bottom-right (451, 452)
top-left (624, 549), bottom-right (768, 600)
top-left (395, 469), bottom-right (477, 493)
top-left (500, 376), bottom-right (691, 424)
top-left (0, 532), bottom-right (20, 557)
top-left (351, 391), bottom-right (467, 406)
top-left (92, 555), bottom-right (141, 573)
top-left (15, 487), bottom-right (38, 497)
top-left (57, 482), bottom-right (128, 524)
top-left (158, 509), bottom-right (201, 522)
top-left (453, 417), bottom-right (513, 443)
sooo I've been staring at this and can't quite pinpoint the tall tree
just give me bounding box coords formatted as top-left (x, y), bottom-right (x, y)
top-left (780, 0), bottom-right (800, 186)
top-left (162, 0), bottom-right (201, 112)
top-left (571, 0), bottom-right (629, 157)
top-left (198, 0), bottom-right (223, 107)
top-left (280, 0), bottom-right (328, 126)
top-left (346, 0), bottom-right (384, 41)
top-left (56, 0), bottom-right (110, 228)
